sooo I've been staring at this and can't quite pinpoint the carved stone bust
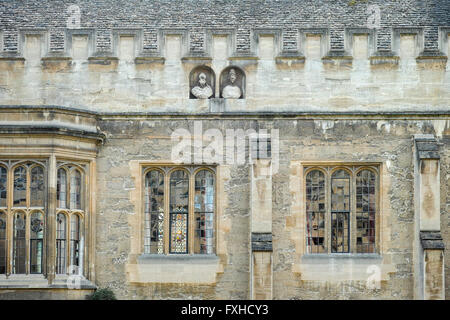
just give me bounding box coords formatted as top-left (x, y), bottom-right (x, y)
top-left (221, 69), bottom-right (242, 99)
top-left (191, 72), bottom-right (213, 99)
top-left (220, 67), bottom-right (245, 99)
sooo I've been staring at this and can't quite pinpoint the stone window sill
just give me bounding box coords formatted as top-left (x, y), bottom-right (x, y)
top-left (126, 254), bottom-right (223, 284)
top-left (296, 253), bottom-right (394, 281)
top-left (0, 274), bottom-right (96, 289)
top-left (302, 253), bottom-right (382, 260)
top-left (138, 253), bottom-right (219, 263)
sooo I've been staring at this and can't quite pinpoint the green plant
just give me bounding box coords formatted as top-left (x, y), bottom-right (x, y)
top-left (87, 288), bottom-right (117, 300)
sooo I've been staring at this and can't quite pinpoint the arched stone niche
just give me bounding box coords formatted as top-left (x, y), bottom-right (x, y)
top-left (189, 66), bottom-right (215, 99)
top-left (220, 66), bottom-right (245, 99)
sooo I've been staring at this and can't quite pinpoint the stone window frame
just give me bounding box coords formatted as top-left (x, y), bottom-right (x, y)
top-left (251, 28), bottom-right (283, 58)
top-left (111, 28), bottom-right (144, 59)
top-left (204, 28), bottom-right (237, 59)
top-left (438, 27), bottom-right (450, 56)
top-left (392, 27), bottom-right (424, 57)
top-left (157, 28), bottom-right (189, 59)
top-left (344, 28), bottom-right (376, 58)
top-left (298, 28), bottom-right (330, 58)
top-left (142, 165), bottom-right (218, 256)
top-left (0, 159), bottom-right (48, 276)
top-left (18, 28), bottom-right (49, 58)
top-left (303, 164), bottom-right (381, 255)
top-left (65, 28), bottom-right (96, 58)
top-left (55, 162), bottom-right (87, 276)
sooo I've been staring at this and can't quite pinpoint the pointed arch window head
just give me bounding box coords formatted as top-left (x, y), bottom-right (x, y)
top-left (70, 169), bottom-right (82, 210)
top-left (0, 211), bottom-right (6, 274)
top-left (13, 212), bottom-right (26, 274)
top-left (56, 213), bottom-right (67, 274)
top-left (30, 212), bottom-right (44, 274)
top-left (144, 170), bottom-right (164, 254)
top-left (57, 169), bottom-right (68, 209)
top-left (194, 170), bottom-right (215, 254)
top-left (30, 166), bottom-right (45, 207)
top-left (13, 166), bottom-right (27, 206)
top-left (0, 167), bottom-right (7, 207)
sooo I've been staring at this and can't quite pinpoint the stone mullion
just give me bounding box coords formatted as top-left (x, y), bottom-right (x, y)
top-left (47, 155), bottom-right (56, 283)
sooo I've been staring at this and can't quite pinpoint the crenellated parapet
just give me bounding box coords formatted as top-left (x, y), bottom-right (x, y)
top-left (0, 1), bottom-right (449, 114)
top-left (0, 26), bottom-right (449, 65)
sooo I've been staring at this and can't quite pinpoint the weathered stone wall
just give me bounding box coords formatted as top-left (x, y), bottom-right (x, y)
top-left (0, 1), bottom-right (449, 114)
top-left (94, 117), bottom-right (448, 299)
top-left (441, 136), bottom-right (450, 299)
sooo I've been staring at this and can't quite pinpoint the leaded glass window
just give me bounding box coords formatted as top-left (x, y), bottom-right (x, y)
top-left (144, 170), bottom-right (164, 254)
top-left (194, 170), bottom-right (215, 254)
top-left (30, 212), bottom-right (44, 274)
top-left (331, 169), bottom-right (350, 253)
top-left (70, 214), bottom-right (81, 270)
top-left (57, 169), bottom-right (68, 209)
top-left (306, 170), bottom-right (326, 253)
top-left (143, 166), bottom-right (217, 255)
top-left (356, 169), bottom-right (377, 253)
top-left (57, 163), bottom-right (86, 276)
top-left (0, 166), bottom-right (6, 207)
top-left (13, 166), bottom-right (27, 206)
top-left (0, 159), bottom-right (89, 277)
top-left (0, 211), bottom-right (6, 274)
top-left (30, 166), bottom-right (45, 207)
top-left (13, 212), bottom-right (26, 274)
top-left (70, 169), bottom-right (82, 210)
top-left (304, 165), bottom-right (379, 254)
top-left (56, 213), bottom-right (67, 274)
top-left (169, 170), bottom-right (189, 254)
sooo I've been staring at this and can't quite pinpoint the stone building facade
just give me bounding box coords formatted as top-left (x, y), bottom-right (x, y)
top-left (0, 0), bottom-right (448, 299)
